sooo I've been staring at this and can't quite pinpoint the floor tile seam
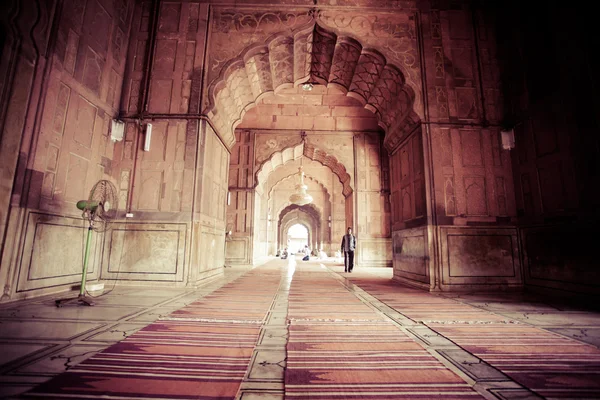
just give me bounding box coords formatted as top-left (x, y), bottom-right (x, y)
top-left (380, 291), bottom-right (600, 347)
top-left (113, 275), bottom-right (244, 323)
top-left (426, 311), bottom-right (600, 349)
top-left (236, 269), bottom-right (290, 399)
top-left (318, 265), bottom-right (541, 400)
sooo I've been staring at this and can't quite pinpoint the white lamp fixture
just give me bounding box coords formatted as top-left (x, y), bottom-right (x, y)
top-left (144, 123), bottom-right (153, 151)
top-left (110, 119), bottom-right (124, 142)
top-left (301, 82), bottom-right (313, 91)
top-left (501, 128), bottom-right (515, 150)
top-left (289, 165), bottom-right (313, 206)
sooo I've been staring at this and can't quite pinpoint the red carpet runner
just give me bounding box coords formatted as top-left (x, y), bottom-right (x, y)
top-left (285, 266), bottom-right (484, 399)
top-left (348, 277), bottom-right (600, 399)
top-left (25, 267), bottom-right (283, 399)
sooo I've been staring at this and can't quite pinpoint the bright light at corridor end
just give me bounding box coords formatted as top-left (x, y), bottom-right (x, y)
top-left (301, 82), bottom-right (313, 91)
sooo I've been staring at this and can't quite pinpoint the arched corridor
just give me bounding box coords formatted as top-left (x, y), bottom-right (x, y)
top-left (1, 0), bottom-right (599, 398)
top-left (286, 223), bottom-right (309, 254)
top-left (5, 259), bottom-right (600, 399)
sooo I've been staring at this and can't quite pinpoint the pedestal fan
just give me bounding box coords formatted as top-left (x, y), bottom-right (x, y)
top-left (55, 180), bottom-right (118, 307)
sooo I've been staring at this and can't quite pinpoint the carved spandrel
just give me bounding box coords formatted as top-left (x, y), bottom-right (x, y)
top-left (208, 9), bottom-right (313, 84)
top-left (317, 10), bottom-right (421, 109)
top-left (254, 133), bottom-right (301, 164)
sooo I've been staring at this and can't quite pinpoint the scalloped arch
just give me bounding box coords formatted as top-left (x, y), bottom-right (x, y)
top-left (279, 203), bottom-right (322, 225)
top-left (268, 171), bottom-right (332, 201)
top-left (256, 141), bottom-right (353, 197)
top-left (206, 23), bottom-right (418, 149)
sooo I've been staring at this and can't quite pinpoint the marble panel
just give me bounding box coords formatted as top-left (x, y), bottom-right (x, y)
top-left (246, 350), bottom-right (286, 381)
top-left (0, 343), bottom-right (56, 369)
top-left (392, 227), bottom-right (429, 286)
top-left (17, 213), bottom-right (101, 292)
top-left (15, 343), bottom-right (108, 375)
top-left (83, 323), bottom-right (148, 342)
top-left (439, 227), bottom-right (522, 289)
top-left (0, 320), bottom-right (104, 340)
top-left (104, 222), bottom-right (187, 282)
top-left (357, 238), bottom-right (392, 267)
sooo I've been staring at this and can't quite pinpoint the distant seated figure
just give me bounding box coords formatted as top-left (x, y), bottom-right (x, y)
top-left (302, 245), bottom-right (310, 261)
top-left (281, 247), bottom-right (288, 259)
top-left (318, 249), bottom-right (328, 260)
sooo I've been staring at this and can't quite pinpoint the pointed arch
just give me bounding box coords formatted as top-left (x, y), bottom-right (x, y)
top-left (206, 23), bottom-right (418, 150)
top-left (255, 141), bottom-right (353, 197)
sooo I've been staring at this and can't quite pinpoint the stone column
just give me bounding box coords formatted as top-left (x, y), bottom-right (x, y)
top-left (354, 132), bottom-right (392, 267)
top-left (225, 130), bottom-right (255, 267)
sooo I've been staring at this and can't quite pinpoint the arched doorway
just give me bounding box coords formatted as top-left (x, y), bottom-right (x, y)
top-left (219, 22), bottom-right (421, 271)
top-left (287, 224), bottom-right (308, 255)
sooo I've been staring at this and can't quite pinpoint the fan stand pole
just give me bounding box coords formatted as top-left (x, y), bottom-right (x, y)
top-left (55, 226), bottom-right (96, 307)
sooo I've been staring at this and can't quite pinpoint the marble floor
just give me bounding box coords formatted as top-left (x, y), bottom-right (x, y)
top-left (1, 257), bottom-right (599, 399)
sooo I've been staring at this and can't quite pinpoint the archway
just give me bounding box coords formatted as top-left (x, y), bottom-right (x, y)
top-left (220, 22), bottom-right (422, 270)
top-left (205, 23), bottom-right (421, 151)
top-left (279, 207), bottom-right (320, 256)
top-left (286, 224), bottom-right (308, 255)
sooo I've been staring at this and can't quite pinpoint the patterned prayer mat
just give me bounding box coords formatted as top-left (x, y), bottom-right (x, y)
top-left (431, 323), bottom-right (600, 399)
top-left (348, 277), bottom-right (600, 399)
top-left (25, 266), bottom-right (283, 399)
top-left (285, 269), bottom-right (484, 399)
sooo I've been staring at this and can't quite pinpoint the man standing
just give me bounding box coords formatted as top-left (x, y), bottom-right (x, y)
top-left (340, 227), bottom-right (356, 273)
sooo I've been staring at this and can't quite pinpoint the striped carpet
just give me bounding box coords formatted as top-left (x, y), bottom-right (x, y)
top-left (25, 267), bottom-right (283, 399)
top-left (285, 266), bottom-right (484, 399)
top-left (347, 277), bottom-right (600, 399)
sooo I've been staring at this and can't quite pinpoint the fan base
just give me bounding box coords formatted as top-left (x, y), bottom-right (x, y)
top-left (55, 294), bottom-right (95, 307)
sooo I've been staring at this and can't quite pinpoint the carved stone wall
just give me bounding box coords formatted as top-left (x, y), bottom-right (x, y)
top-left (268, 162), bottom-right (332, 255)
top-left (226, 128), bottom-right (352, 265)
top-left (121, 1), bottom-right (209, 117)
top-left (390, 127), bottom-right (427, 283)
top-left (390, 127), bottom-right (426, 231)
top-left (5, 0), bottom-right (596, 299)
top-left (225, 130), bottom-right (255, 265)
top-left (494, 1), bottom-right (600, 295)
top-left (191, 122), bottom-right (229, 282)
top-left (430, 127), bottom-right (515, 223)
top-left (0, 0), bottom-right (135, 301)
top-left (354, 132), bottom-right (392, 267)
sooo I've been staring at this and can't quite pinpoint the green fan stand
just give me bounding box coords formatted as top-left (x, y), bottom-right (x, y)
top-left (55, 200), bottom-right (99, 307)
